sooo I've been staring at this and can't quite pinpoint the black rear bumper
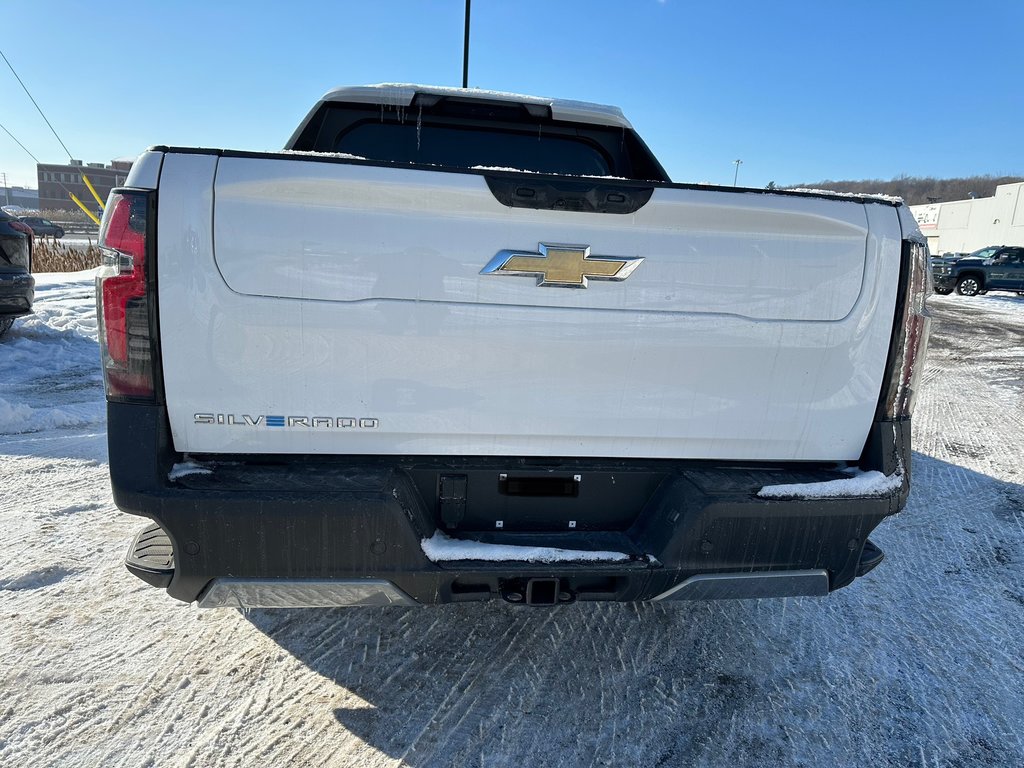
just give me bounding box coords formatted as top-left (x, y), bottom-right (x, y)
top-left (109, 402), bottom-right (911, 606)
top-left (0, 270), bottom-right (34, 317)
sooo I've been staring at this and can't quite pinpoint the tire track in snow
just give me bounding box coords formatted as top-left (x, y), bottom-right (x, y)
top-left (2, 277), bottom-right (1024, 768)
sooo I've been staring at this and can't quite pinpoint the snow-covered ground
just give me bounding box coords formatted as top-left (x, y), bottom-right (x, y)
top-left (1, 278), bottom-right (1023, 767)
top-left (0, 271), bottom-right (104, 435)
top-left (59, 236), bottom-right (99, 248)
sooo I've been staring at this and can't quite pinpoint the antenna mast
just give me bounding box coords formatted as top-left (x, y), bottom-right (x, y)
top-left (462, 0), bottom-right (471, 88)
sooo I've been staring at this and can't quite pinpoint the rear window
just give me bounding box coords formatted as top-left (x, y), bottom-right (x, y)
top-left (292, 99), bottom-right (670, 182)
top-left (336, 121), bottom-right (612, 176)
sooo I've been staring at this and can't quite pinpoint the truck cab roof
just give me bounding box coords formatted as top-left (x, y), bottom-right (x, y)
top-left (313, 83), bottom-right (633, 129)
top-left (285, 83), bottom-right (667, 181)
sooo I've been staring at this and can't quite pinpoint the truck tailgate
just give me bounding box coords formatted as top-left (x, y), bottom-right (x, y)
top-left (156, 152), bottom-right (902, 461)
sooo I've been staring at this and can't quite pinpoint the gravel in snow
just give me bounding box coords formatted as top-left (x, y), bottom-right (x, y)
top-left (1, 278), bottom-right (1023, 767)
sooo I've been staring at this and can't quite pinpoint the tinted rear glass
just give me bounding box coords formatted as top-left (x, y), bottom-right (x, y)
top-left (335, 122), bottom-right (612, 176)
top-left (293, 100), bottom-right (670, 182)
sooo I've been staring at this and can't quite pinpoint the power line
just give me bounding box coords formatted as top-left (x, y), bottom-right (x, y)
top-left (0, 119), bottom-right (41, 164)
top-left (0, 50), bottom-right (104, 221)
top-left (0, 47), bottom-right (74, 161)
top-left (0, 117), bottom-right (99, 218)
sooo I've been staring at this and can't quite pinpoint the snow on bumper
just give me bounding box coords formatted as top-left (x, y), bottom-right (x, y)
top-left (757, 469), bottom-right (903, 500)
top-left (420, 531), bottom-right (633, 564)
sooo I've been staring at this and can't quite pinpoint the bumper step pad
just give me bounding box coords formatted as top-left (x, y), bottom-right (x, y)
top-left (856, 539), bottom-right (885, 577)
top-left (125, 522), bottom-right (174, 588)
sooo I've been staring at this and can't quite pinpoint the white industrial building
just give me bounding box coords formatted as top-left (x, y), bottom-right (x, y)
top-left (910, 181), bottom-right (1024, 256)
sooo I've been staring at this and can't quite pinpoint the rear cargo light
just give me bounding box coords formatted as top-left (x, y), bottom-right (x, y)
top-left (881, 239), bottom-right (931, 419)
top-left (96, 191), bottom-right (155, 400)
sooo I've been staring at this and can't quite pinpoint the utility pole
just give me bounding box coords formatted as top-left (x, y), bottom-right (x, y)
top-left (733, 159), bottom-right (743, 187)
top-left (1, 172), bottom-right (10, 205)
top-left (462, 0), bottom-right (471, 88)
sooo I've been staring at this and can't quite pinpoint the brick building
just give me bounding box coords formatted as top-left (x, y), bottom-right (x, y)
top-left (36, 158), bottom-right (133, 213)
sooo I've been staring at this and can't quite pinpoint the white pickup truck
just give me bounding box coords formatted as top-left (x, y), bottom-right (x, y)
top-left (97, 84), bottom-right (930, 608)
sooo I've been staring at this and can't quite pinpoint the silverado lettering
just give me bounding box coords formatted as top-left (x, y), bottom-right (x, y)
top-left (193, 414), bottom-right (379, 428)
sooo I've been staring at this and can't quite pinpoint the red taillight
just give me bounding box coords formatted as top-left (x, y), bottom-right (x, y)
top-left (882, 240), bottom-right (931, 419)
top-left (9, 220), bottom-right (33, 237)
top-left (97, 191), bottom-right (154, 400)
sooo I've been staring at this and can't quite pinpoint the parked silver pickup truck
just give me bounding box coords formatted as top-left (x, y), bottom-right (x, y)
top-left (97, 84), bottom-right (930, 608)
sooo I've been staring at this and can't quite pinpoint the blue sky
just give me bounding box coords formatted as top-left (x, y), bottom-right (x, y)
top-left (1, 0), bottom-right (1021, 189)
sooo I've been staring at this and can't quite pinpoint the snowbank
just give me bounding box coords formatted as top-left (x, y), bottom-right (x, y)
top-left (0, 271), bottom-right (104, 435)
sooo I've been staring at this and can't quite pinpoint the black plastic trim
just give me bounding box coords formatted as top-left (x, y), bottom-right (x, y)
top-left (856, 539), bottom-right (885, 577)
top-left (485, 175), bottom-right (654, 214)
top-left (107, 402), bottom-right (911, 604)
top-left (872, 239), bottom-right (913, 422)
top-left (143, 190), bottom-right (165, 406)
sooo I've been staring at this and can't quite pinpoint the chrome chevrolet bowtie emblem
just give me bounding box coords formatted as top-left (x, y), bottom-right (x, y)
top-left (481, 243), bottom-right (643, 288)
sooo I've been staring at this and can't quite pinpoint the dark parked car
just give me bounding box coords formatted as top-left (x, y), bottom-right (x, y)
top-left (933, 245), bottom-right (1024, 297)
top-left (0, 210), bottom-right (34, 337)
top-left (18, 215), bottom-right (64, 238)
